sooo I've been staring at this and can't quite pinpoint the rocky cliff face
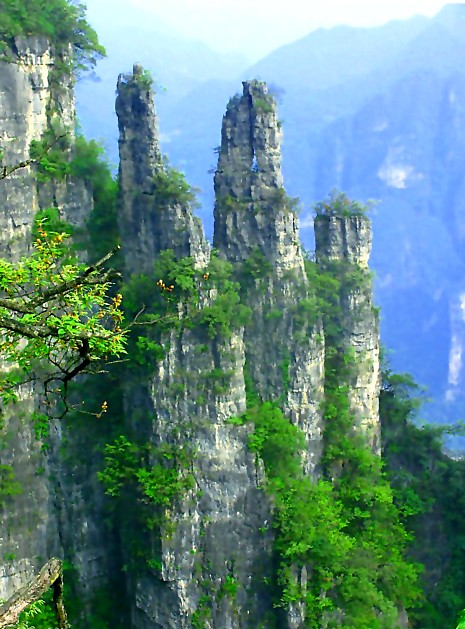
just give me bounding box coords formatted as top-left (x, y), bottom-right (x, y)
top-left (0, 37), bottom-right (91, 257)
top-left (0, 37), bottom-right (51, 259)
top-left (116, 64), bottom-right (209, 275)
top-left (0, 37), bottom-right (68, 601)
top-left (116, 67), bottom-right (273, 629)
top-left (214, 80), bottom-right (325, 475)
top-left (0, 37), bottom-right (110, 611)
top-left (314, 213), bottom-right (381, 451)
top-left (1, 55), bottom-right (383, 627)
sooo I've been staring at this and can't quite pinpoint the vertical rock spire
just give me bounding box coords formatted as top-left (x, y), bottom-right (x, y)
top-left (116, 64), bottom-right (209, 274)
top-left (213, 80), bottom-right (325, 475)
top-left (315, 209), bottom-right (381, 451)
top-left (116, 70), bottom-right (274, 629)
top-left (116, 64), bottom-right (162, 188)
top-left (214, 80), bottom-right (283, 198)
top-left (214, 80), bottom-right (304, 278)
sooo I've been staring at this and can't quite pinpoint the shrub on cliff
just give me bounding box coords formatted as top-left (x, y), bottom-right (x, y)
top-left (0, 0), bottom-right (105, 71)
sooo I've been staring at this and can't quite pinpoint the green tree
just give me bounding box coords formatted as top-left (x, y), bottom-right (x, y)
top-left (0, 220), bottom-right (126, 410)
top-left (0, 0), bottom-right (105, 73)
top-left (381, 368), bottom-right (465, 628)
top-left (457, 611), bottom-right (465, 629)
top-left (314, 189), bottom-right (374, 217)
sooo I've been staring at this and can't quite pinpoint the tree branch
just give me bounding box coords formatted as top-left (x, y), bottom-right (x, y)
top-left (0, 558), bottom-right (69, 628)
top-left (0, 297), bottom-right (34, 315)
top-left (0, 314), bottom-right (50, 339)
top-left (0, 159), bottom-right (34, 181)
top-left (0, 248), bottom-right (119, 317)
top-left (0, 132), bottom-right (71, 182)
top-left (30, 245), bottom-right (120, 307)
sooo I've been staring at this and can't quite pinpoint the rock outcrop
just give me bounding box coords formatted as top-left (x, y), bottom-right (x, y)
top-left (116, 67), bottom-right (273, 629)
top-left (116, 64), bottom-right (209, 275)
top-left (0, 37), bottom-right (68, 601)
top-left (0, 37), bottom-right (91, 258)
top-left (214, 80), bottom-right (325, 474)
top-left (0, 37), bottom-right (110, 612)
top-left (1, 54), bottom-right (383, 627)
top-left (315, 212), bottom-right (381, 451)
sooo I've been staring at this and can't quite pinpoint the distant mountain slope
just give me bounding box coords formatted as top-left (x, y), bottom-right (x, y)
top-left (139, 14), bottom-right (434, 229)
top-left (249, 7), bottom-right (465, 212)
top-left (306, 6), bottom-right (465, 420)
top-left (249, 15), bottom-right (429, 91)
top-left (317, 69), bottom-right (465, 408)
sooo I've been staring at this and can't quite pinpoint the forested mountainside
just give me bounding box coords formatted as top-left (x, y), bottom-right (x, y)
top-left (2, 2), bottom-right (465, 628)
top-left (76, 3), bottom-right (465, 428)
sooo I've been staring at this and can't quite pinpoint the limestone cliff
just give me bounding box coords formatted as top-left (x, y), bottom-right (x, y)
top-left (115, 75), bottom-right (383, 629)
top-left (0, 36), bottom-right (112, 614)
top-left (116, 64), bottom-right (209, 275)
top-left (116, 67), bottom-right (272, 629)
top-left (1, 52), bottom-right (385, 627)
top-left (0, 36), bottom-right (69, 601)
top-left (0, 37), bottom-right (91, 258)
top-left (214, 80), bottom-right (325, 475)
top-left (314, 211), bottom-right (381, 451)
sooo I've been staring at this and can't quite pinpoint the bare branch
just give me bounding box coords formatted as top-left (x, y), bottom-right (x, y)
top-left (0, 158), bottom-right (34, 181)
top-left (0, 558), bottom-right (69, 628)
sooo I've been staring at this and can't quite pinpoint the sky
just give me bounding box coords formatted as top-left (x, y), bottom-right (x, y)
top-left (85, 0), bottom-right (454, 62)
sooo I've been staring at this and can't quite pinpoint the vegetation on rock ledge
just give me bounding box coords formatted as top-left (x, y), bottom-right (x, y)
top-left (0, 0), bottom-right (105, 71)
top-left (237, 249), bottom-right (421, 626)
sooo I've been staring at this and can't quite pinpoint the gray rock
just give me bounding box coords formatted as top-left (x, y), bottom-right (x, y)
top-left (0, 38), bottom-right (113, 611)
top-left (214, 80), bottom-right (325, 476)
top-left (315, 214), bottom-right (381, 451)
top-left (1, 48), bottom-right (384, 626)
top-left (116, 64), bottom-right (209, 275)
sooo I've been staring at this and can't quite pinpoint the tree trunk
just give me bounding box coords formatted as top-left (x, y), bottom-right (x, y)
top-left (0, 558), bottom-right (68, 628)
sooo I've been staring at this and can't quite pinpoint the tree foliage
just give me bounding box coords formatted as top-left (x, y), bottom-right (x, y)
top-left (0, 219), bottom-right (126, 410)
top-left (15, 595), bottom-right (58, 629)
top-left (233, 222), bottom-right (421, 626)
top-left (381, 368), bottom-right (465, 628)
top-left (314, 190), bottom-right (373, 218)
top-left (241, 399), bottom-right (420, 626)
top-left (0, 0), bottom-right (105, 72)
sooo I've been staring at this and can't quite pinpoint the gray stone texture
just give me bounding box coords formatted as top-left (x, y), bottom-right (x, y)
top-left (315, 214), bottom-right (381, 451)
top-left (214, 80), bottom-right (325, 476)
top-left (1, 47), bottom-right (383, 628)
top-left (116, 64), bottom-right (209, 275)
top-left (116, 70), bottom-right (274, 628)
top-left (0, 37), bottom-right (112, 611)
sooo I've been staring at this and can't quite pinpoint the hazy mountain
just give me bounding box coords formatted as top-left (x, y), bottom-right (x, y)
top-left (136, 12), bottom-right (440, 232)
top-left (306, 6), bottom-right (465, 422)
